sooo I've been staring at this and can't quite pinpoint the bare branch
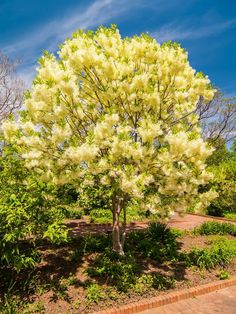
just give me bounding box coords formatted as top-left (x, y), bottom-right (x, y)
top-left (0, 50), bottom-right (25, 124)
top-left (196, 90), bottom-right (236, 147)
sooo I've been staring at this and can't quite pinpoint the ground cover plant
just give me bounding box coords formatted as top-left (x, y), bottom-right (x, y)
top-left (0, 222), bottom-right (236, 314)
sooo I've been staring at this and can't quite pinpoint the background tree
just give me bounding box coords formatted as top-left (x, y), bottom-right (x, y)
top-left (196, 90), bottom-right (236, 148)
top-left (0, 51), bottom-right (24, 124)
top-left (3, 26), bottom-right (217, 254)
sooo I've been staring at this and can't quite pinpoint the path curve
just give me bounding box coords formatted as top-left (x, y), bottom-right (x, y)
top-left (65, 213), bottom-right (236, 237)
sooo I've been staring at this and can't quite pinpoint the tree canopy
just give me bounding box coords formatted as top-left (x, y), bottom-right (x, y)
top-left (3, 26), bottom-right (217, 253)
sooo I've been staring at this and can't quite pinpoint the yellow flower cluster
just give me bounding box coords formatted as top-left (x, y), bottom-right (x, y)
top-left (2, 25), bottom-right (217, 218)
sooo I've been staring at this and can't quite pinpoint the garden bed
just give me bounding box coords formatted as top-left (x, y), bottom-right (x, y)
top-left (1, 221), bottom-right (236, 314)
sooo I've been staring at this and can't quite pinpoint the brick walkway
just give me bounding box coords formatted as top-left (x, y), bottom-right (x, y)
top-left (65, 213), bottom-right (236, 236)
top-left (139, 285), bottom-right (236, 314)
top-left (168, 213), bottom-right (236, 230)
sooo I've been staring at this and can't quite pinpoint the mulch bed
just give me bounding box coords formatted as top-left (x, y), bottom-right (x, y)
top-left (1, 233), bottom-right (235, 314)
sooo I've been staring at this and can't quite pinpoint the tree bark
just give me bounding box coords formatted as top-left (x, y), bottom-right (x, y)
top-left (121, 206), bottom-right (127, 249)
top-left (112, 196), bottom-right (124, 255)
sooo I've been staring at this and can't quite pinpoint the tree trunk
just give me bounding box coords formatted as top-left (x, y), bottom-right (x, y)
top-left (112, 196), bottom-right (125, 255)
top-left (121, 206), bottom-right (127, 249)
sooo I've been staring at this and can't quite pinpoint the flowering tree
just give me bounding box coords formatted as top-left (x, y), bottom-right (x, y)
top-left (3, 26), bottom-right (217, 254)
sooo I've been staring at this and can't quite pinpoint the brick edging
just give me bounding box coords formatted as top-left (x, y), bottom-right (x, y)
top-left (94, 276), bottom-right (236, 314)
top-left (189, 213), bottom-right (236, 224)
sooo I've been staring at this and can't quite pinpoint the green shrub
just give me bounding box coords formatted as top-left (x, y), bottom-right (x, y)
top-left (194, 221), bottom-right (236, 236)
top-left (206, 156), bottom-right (236, 216)
top-left (134, 222), bottom-right (179, 262)
top-left (0, 144), bottom-right (68, 272)
top-left (207, 204), bottom-right (224, 217)
top-left (89, 204), bottom-right (147, 224)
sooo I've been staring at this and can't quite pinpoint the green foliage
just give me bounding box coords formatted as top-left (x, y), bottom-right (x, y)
top-left (0, 144), bottom-right (68, 272)
top-left (77, 176), bottom-right (112, 215)
top-left (88, 199), bottom-right (147, 224)
top-left (56, 184), bottom-right (79, 204)
top-left (223, 211), bottom-right (236, 220)
top-left (126, 222), bottom-right (179, 262)
top-left (206, 142), bottom-right (230, 166)
top-left (184, 238), bottom-right (236, 269)
top-left (86, 249), bottom-right (139, 291)
top-left (83, 233), bottom-right (111, 253)
top-left (132, 273), bottom-right (175, 294)
top-left (152, 273), bottom-right (176, 290)
top-left (85, 283), bottom-right (105, 304)
top-left (86, 247), bottom-right (176, 293)
top-left (90, 208), bottom-right (112, 223)
top-left (61, 205), bottom-right (83, 219)
top-left (218, 269), bottom-right (230, 280)
top-left (132, 274), bottom-right (154, 294)
top-left (206, 155), bottom-right (236, 216)
top-left (206, 204), bottom-right (224, 217)
top-left (85, 223), bottom-right (179, 292)
top-left (194, 221), bottom-right (236, 236)
top-left (43, 223), bottom-right (68, 245)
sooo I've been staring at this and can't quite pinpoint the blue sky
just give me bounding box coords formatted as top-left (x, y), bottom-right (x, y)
top-left (1, 0), bottom-right (236, 96)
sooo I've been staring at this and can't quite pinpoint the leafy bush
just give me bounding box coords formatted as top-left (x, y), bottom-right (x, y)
top-left (0, 144), bottom-right (68, 272)
top-left (206, 156), bottom-right (236, 216)
top-left (126, 222), bottom-right (180, 262)
top-left (56, 184), bottom-right (79, 204)
top-left (194, 221), bottom-right (236, 236)
top-left (206, 204), bottom-right (224, 217)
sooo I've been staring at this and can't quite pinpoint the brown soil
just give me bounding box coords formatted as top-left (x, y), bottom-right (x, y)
top-left (1, 234), bottom-right (235, 314)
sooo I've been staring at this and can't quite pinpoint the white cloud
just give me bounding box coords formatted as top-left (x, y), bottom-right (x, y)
top-left (4, 0), bottom-right (131, 86)
top-left (152, 18), bottom-right (236, 43)
top-left (4, 0), bottom-right (126, 58)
